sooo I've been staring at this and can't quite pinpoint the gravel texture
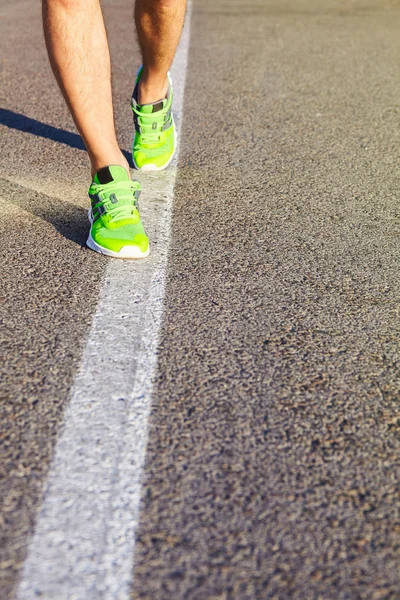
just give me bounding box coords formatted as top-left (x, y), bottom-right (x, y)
top-left (0, 1), bottom-right (139, 597)
top-left (1, 1), bottom-right (399, 599)
top-left (130, 1), bottom-right (400, 598)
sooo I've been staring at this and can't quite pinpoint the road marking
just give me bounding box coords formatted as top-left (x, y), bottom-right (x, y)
top-left (16, 7), bottom-right (191, 600)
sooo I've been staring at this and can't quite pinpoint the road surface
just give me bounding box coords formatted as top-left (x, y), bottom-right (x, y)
top-left (1, 1), bottom-right (399, 599)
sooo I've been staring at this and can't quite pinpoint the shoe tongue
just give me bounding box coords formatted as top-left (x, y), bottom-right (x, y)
top-left (93, 165), bottom-right (130, 185)
top-left (138, 99), bottom-right (165, 114)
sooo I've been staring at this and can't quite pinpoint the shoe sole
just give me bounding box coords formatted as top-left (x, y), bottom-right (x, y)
top-left (86, 210), bottom-right (150, 259)
top-left (132, 116), bottom-right (176, 172)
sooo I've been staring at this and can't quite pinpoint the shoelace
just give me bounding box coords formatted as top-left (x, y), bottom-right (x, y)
top-left (132, 106), bottom-right (165, 144)
top-left (93, 181), bottom-right (140, 223)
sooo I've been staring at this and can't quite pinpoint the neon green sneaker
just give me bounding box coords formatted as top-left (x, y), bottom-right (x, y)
top-left (86, 165), bottom-right (149, 259)
top-left (131, 68), bottom-right (175, 171)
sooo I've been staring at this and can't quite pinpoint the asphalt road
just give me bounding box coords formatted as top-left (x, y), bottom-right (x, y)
top-left (1, 1), bottom-right (400, 599)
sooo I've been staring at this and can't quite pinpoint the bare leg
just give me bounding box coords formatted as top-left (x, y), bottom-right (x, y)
top-left (43, 0), bottom-right (129, 177)
top-left (135, 0), bottom-right (186, 104)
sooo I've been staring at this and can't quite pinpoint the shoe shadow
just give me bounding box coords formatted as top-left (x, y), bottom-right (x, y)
top-left (0, 109), bottom-right (133, 166)
top-left (1, 177), bottom-right (89, 246)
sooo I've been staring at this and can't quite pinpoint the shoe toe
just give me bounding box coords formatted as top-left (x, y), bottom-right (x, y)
top-left (132, 150), bottom-right (148, 169)
top-left (131, 233), bottom-right (149, 253)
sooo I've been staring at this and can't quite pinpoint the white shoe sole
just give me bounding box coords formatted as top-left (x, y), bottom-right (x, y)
top-left (86, 210), bottom-right (150, 259)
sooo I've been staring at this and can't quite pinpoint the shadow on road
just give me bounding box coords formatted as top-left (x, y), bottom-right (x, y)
top-left (0, 109), bottom-right (133, 166)
top-left (1, 177), bottom-right (89, 246)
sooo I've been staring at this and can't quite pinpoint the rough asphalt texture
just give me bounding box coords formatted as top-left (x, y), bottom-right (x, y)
top-left (1, 0), bottom-right (400, 599)
top-left (0, 1), bottom-right (133, 597)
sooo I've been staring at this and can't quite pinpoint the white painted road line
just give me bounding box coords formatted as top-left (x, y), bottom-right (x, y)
top-left (16, 6), bottom-right (191, 600)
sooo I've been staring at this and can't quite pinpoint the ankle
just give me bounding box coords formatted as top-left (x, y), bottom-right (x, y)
top-left (90, 152), bottom-right (130, 179)
top-left (138, 71), bottom-right (168, 104)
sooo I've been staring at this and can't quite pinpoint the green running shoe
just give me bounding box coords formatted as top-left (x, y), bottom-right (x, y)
top-left (131, 68), bottom-right (175, 171)
top-left (86, 165), bottom-right (149, 259)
